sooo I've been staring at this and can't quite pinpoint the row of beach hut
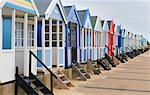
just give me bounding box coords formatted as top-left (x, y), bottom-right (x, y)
top-left (0, 0), bottom-right (148, 94)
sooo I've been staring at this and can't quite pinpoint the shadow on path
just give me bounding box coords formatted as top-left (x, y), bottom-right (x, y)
top-left (115, 71), bottom-right (150, 75)
top-left (105, 77), bottom-right (150, 82)
top-left (80, 86), bottom-right (150, 93)
top-left (118, 67), bottom-right (150, 70)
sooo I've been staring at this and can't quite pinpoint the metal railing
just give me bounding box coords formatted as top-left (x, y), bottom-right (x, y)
top-left (105, 45), bottom-right (115, 55)
top-left (29, 50), bottom-right (57, 93)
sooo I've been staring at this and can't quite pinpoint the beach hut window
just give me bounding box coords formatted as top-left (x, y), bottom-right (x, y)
top-left (95, 31), bottom-right (97, 47)
top-left (52, 20), bottom-right (57, 47)
top-left (84, 29), bottom-right (86, 47)
top-left (27, 24), bottom-right (34, 47)
top-left (87, 29), bottom-right (89, 46)
top-left (68, 32), bottom-right (71, 47)
top-left (99, 32), bottom-right (101, 47)
top-left (93, 31), bottom-right (94, 47)
top-left (68, 22), bottom-right (71, 47)
top-left (59, 21), bottom-right (63, 47)
top-left (79, 28), bottom-right (82, 47)
top-left (90, 29), bottom-right (92, 46)
top-left (15, 22), bottom-right (24, 47)
top-left (97, 33), bottom-right (99, 47)
top-left (45, 20), bottom-right (50, 47)
top-left (72, 24), bottom-right (77, 47)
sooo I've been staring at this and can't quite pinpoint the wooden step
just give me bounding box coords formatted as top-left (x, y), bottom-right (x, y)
top-left (24, 79), bottom-right (37, 83)
top-left (34, 86), bottom-right (44, 91)
top-left (62, 80), bottom-right (70, 84)
top-left (72, 63), bottom-right (90, 81)
top-left (57, 74), bottom-right (65, 78)
top-left (87, 61), bottom-right (101, 75)
top-left (54, 70), bottom-right (74, 89)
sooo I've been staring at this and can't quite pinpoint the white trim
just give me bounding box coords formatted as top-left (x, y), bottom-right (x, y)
top-left (77, 25), bottom-right (80, 63)
top-left (82, 28), bottom-right (84, 48)
top-left (12, 10), bottom-right (16, 50)
top-left (49, 18), bottom-right (52, 68)
top-left (24, 13), bottom-right (28, 53)
top-left (94, 17), bottom-right (98, 30)
top-left (30, 0), bottom-right (39, 17)
top-left (34, 16), bottom-right (37, 49)
top-left (87, 29), bottom-right (90, 59)
top-left (45, 0), bottom-right (67, 24)
top-left (16, 18), bottom-right (34, 24)
top-left (63, 22), bottom-right (65, 67)
top-left (57, 20), bottom-right (59, 68)
top-left (103, 20), bottom-right (109, 32)
top-left (0, 8), bottom-right (2, 51)
top-left (94, 16), bottom-right (103, 32)
top-left (0, 0), bottom-right (6, 8)
top-left (45, 0), bottom-right (56, 15)
top-left (49, 19), bottom-right (52, 48)
top-left (42, 18), bottom-right (45, 64)
top-left (82, 28), bottom-right (84, 62)
top-left (91, 29), bottom-right (93, 48)
top-left (23, 13), bottom-right (28, 76)
top-left (63, 22), bottom-right (65, 47)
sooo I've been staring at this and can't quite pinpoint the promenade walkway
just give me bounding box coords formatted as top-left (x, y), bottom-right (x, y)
top-left (54, 50), bottom-right (150, 95)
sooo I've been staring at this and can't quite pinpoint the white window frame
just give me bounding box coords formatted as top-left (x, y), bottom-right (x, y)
top-left (15, 18), bottom-right (34, 48)
top-left (27, 23), bottom-right (34, 47)
top-left (52, 19), bottom-right (57, 47)
top-left (15, 21), bottom-right (24, 47)
top-left (59, 21), bottom-right (63, 47)
top-left (45, 20), bottom-right (50, 47)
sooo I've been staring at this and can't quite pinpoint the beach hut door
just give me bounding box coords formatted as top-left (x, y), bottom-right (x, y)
top-left (71, 23), bottom-right (77, 62)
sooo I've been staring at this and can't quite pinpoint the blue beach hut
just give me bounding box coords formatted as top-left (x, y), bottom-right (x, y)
top-left (35, 0), bottom-right (68, 69)
top-left (117, 25), bottom-right (122, 54)
top-left (121, 29), bottom-right (125, 53)
top-left (101, 20), bottom-right (109, 56)
top-left (64, 5), bottom-right (81, 68)
top-left (91, 16), bottom-right (103, 60)
top-left (77, 9), bottom-right (93, 63)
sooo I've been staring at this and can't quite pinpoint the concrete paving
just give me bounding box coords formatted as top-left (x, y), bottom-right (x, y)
top-left (54, 51), bottom-right (150, 95)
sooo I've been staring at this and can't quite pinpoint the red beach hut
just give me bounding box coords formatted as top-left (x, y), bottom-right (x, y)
top-left (108, 20), bottom-right (115, 56)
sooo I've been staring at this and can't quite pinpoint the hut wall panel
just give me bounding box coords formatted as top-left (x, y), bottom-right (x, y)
top-left (0, 51), bottom-right (15, 83)
top-left (59, 49), bottom-right (64, 66)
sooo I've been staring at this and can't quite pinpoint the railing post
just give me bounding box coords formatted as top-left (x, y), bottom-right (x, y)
top-left (15, 67), bottom-right (18, 95)
top-left (29, 50), bottom-right (32, 78)
top-left (51, 74), bottom-right (53, 93)
top-left (29, 50), bottom-right (57, 94)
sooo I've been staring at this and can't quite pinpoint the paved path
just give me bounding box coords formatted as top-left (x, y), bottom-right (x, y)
top-left (54, 51), bottom-right (150, 95)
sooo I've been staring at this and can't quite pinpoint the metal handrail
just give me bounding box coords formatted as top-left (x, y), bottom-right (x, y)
top-left (105, 45), bottom-right (114, 55)
top-left (127, 45), bottom-right (134, 50)
top-left (29, 50), bottom-right (57, 93)
top-left (126, 46), bottom-right (132, 51)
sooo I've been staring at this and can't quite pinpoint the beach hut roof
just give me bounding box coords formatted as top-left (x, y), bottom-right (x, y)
top-left (91, 16), bottom-right (97, 27)
top-left (101, 20), bottom-right (105, 27)
top-left (91, 16), bottom-right (103, 32)
top-left (77, 10), bottom-right (87, 25)
top-left (64, 6), bottom-right (72, 16)
top-left (34, 0), bottom-right (67, 24)
top-left (34, 0), bottom-right (52, 16)
top-left (0, 0), bottom-right (39, 16)
top-left (107, 21), bottom-right (111, 30)
top-left (102, 20), bottom-right (109, 32)
top-left (64, 5), bottom-right (81, 25)
top-left (77, 9), bottom-right (93, 29)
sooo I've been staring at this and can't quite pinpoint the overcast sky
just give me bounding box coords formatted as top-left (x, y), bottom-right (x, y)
top-left (61, 0), bottom-right (150, 41)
